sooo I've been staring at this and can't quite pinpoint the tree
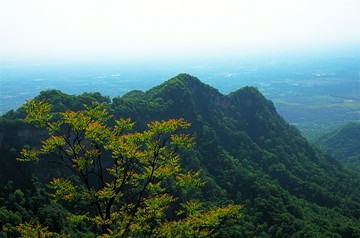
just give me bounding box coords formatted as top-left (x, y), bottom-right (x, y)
top-left (18, 99), bottom-right (242, 237)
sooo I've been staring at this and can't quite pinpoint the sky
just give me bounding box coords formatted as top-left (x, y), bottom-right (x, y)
top-left (1, 0), bottom-right (360, 61)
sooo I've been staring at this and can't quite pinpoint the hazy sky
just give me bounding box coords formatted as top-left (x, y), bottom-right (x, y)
top-left (1, 0), bottom-right (360, 61)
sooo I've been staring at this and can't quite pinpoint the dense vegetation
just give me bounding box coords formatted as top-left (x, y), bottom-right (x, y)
top-left (314, 122), bottom-right (360, 173)
top-left (18, 99), bottom-right (241, 237)
top-left (1, 74), bottom-right (360, 237)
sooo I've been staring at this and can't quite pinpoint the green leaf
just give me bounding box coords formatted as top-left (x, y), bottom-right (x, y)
top-left (23, 99), bottom-right (53, 127)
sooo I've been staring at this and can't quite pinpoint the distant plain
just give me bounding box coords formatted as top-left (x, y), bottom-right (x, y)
top-left (1, 52), bottom-right (359, 139)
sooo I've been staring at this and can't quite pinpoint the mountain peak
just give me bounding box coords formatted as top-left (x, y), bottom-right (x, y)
top-left (164, 73), bottom-right (211, 93)
top-left (146, 73), bottom-right (221, 101)
top-left (171, 73), bottom-right (201, 83)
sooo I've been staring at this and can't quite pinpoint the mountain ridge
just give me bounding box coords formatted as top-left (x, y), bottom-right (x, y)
top-left (1, 74), bottom-right (360, 237)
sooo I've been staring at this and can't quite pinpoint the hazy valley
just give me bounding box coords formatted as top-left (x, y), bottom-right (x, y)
top-left (1, 52), bottom-right (359, 140)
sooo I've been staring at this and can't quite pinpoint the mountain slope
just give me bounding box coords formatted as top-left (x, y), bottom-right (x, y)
top-left (315, 122), bottom-right (360, 172)
top-left (113, 74), bottom-right (360, 236)
top-left (1, 74), bottom-right (360, 237)
top-left (101, 74), bottom-right (360, 237)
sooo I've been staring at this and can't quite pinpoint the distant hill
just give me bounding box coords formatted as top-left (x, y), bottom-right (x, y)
top-left (315, 122), bottom-right (360, 172)
top-left (1, 74), bottom-right (360, 237)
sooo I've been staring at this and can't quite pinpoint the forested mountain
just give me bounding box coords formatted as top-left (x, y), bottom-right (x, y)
top-left (1, 74), bottom-right (360, 237)
top-left (315, 122), bottom-right (360, 172)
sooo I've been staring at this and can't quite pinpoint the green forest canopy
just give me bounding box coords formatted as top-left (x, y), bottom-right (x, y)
top-left (1, 74), bottom-right (360, 237)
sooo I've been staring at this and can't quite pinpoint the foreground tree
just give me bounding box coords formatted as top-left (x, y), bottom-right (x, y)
top-left (18, 99), bottom-right (241, 237)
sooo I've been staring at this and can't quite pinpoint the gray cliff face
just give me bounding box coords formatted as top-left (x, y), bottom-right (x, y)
top-left (0, 132), bottom-right (4, 147)
top-left (17, 128), bottom-right (47, 140)
top-left (0, 123), bottom-right (47, 148)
